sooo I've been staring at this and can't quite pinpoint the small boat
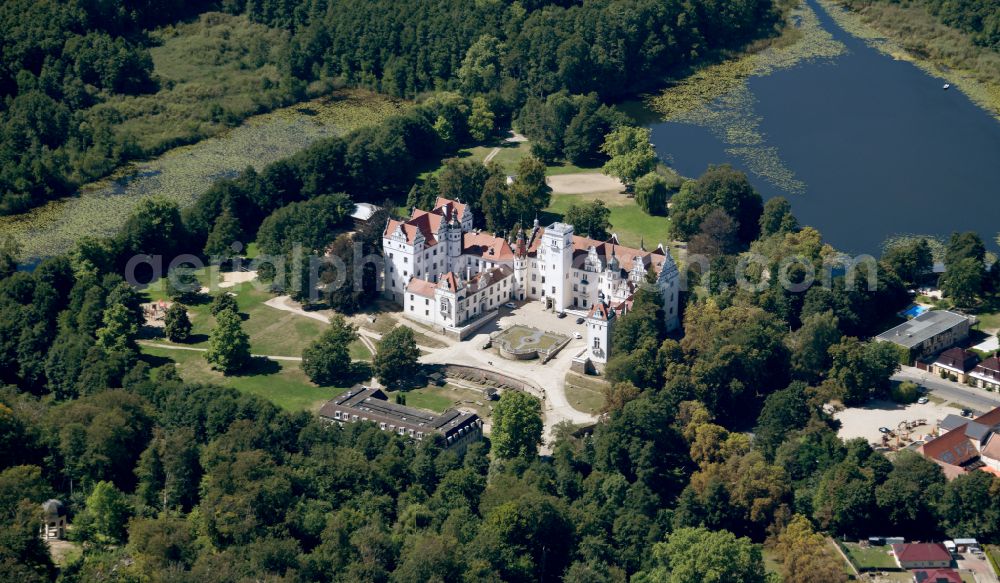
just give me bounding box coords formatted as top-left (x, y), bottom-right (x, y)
top-left (943, 83), bottom-right (951, 90)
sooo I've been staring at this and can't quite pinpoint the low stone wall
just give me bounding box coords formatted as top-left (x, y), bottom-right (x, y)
top-left (498, 344), bottom-right (539, 360)
top-left (440, 364), bottom-right (538, 394)
top-left (540, 334), bottom-right (573, 364)
top-left (446, 310), bottom-right (498, 340)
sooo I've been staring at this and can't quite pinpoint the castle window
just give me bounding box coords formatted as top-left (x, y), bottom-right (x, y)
top-left (404, 257), bottom-right (408, 263)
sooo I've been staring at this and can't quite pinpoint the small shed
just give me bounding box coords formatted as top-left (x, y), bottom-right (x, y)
top-left (953, 538), bottom-right (979, 552)
top-left (40, 499), bottom-right (67, 540)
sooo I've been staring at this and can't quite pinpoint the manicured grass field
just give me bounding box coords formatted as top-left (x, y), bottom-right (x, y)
top-left (841, 542), bottom-right (899, 570)
top-left (564, 373), bottom-right (608, 414)
top-left (545, 193), bottom-right (672, 249)
top-left (141, 345), bottom-right (348, 411)
top-left (494, 325), bottom-right (567, 352)
top-left (398, 389), bottom-right (454, 413)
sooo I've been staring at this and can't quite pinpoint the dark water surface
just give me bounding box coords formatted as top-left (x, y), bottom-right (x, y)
top-left (643, 0), bottom-right (1000, 254)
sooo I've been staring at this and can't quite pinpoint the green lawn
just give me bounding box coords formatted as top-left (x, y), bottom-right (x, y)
top-left (141, 345), bottom-right (348, 411)
top-left (389, 384), bottom-right (493, 418)
top-left (976, 310), bottom-right (1000, 333)
top-left (439, 138), bottom-right (598, 177)
top-left (398, 390), bottom-right (454, 413)
top-left (564, 373), bottom-right (608, 415)
top-left (361, 312), bottom-right (448, 349)
top-left (143, 267), bottom-right (371, 360)
top-left (545, 193), bottom-right (672, 249)
top-left (841, 542), bottom-right (899, 570)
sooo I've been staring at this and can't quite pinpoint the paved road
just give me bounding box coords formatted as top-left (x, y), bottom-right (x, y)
top-left (894, 366), bottom-right (1000, 413)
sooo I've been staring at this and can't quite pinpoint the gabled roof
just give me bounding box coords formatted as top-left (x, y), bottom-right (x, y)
top-left (939, 414), bottom-right (968, 433)
top-left (934, 348), bottom-right (979, 372)
top-left (438, 272), bottom-right (459, 292)
top-left (433, 197), bottom-right (469, 221)
top-left (913, 569), bottom-right (962, 583)
top-left (973, 357), bottom-right (1000, 382)
top-left (384, 197), bottom-right (469, 246)
top-left (973, 405), bottom-right (1000, 428)
top-left (587, 301), bottom-right (614, 322)
top-left (406, 278), bottom-right (436, 298)
top-left (980, 433), bottom-right (1000, 463)
top-left (921, 428), bottom-right (979, 467)
top-left (892, 543), bottom-right (951, 563)
top-left (463, 232), bottom-right (515, 261)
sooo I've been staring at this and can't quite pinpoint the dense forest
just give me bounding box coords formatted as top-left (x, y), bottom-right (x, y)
top-left (0, 0), bottom-right (779, 215)
top-left (3, 88), bottom-right (1000, 580)
top-left (8, 0), bottom-right (1000, 580)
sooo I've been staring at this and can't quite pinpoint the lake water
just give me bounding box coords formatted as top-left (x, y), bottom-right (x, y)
top-left (642, 0), bottom-right (1000, 255)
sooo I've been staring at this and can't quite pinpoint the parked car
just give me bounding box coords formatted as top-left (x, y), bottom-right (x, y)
top-left (961, 409), bottom-right (973, 417)
top-left (574, 332), bottom-right (582, 339)
top-left (557, 311), bottom-right (567, 318)
top-left (878, 426), bottom-right (891, 434)
top-left (504, 302), bottom-right (516, 309)
top-left (576, 317), bottom-right (585, 324)
top-left (917, 397), bottom-right (929, 404)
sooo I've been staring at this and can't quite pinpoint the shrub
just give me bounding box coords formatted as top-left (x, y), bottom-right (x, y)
top-left (891, 381), bottom-right (920, 403)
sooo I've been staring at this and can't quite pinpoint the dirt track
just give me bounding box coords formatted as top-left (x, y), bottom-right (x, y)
top-left (546, 172), bottom-right (625, 194)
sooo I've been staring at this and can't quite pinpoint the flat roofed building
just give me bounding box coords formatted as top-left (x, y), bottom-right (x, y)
top-left (318, 386), bottom-right (482, 451)
top-left (876, 310), bottom-right (972, 361)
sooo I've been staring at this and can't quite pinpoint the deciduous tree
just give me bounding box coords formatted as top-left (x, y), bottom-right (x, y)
top-left (600, 126), bottom-right (657, 186)
top-left (205, 308), bottom-right (250, 374)
top-left (303, 315), bottom-right (358, 386)
top-left (372, 326), bottom-right (420, 388)
top-left (163, 303), bottom-right (191, 343)
top-left (491, 391), bottom-right (543, 459)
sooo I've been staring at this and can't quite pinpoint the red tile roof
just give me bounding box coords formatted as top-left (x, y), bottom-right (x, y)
top-left (920, 428), bottom-right (978, 467)
top-left (438, 272), bottom-right (459, 292)
top-left (587, 301), bottom-right (614, 321)
top-left (974, 405), bottom-right (1000, 428)
top-left (384, 198), bottom-right (468, 245)
top-left (406, 278), bottom-right (436, 298)
top-left (433, 197), bottom-right (469, 221)
top-left (463, 232), bottom-right (515, 261)
top-left (892, 543), bottom-right (951, 563)
top-left (913, 568), bottom-right (961, 583)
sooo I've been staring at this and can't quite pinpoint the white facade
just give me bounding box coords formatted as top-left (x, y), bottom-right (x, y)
top-left (384, 198), bottom-right (681, 355)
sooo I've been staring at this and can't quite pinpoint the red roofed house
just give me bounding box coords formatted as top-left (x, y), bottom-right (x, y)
top-left (931, 348), bottom-right (979, 383)
top-left (912, 569), bottom-right (962, 583)
top-left (892, 543), bottom-right (952, 569)
top-left (970, 356), bottom-right (1000, 391)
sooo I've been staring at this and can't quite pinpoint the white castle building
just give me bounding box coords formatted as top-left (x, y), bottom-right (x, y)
top-left (383, 197), bottom-right (680, 363)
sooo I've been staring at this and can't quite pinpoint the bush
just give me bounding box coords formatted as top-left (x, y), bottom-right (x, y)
top-left (891, 381), bottom-right (920, 403)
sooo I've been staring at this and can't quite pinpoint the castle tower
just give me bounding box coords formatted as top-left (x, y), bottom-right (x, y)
top-left (540, 222), bottom-right (574, 312)
top-left (586, 291), bottom-right (616, 364)
top-left (446, 214), bottom-right (462, 268)
top-left (658, 245), bottom-right (680, 332)
top-left (513, 228), bottom-right (528, 301)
